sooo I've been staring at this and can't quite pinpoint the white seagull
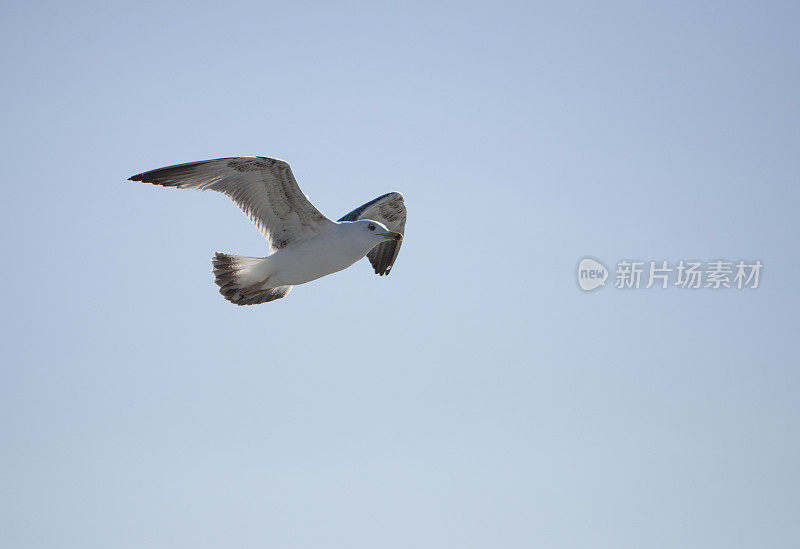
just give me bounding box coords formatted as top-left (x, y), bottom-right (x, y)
top-left (129, 156), bottom-right (406, 305)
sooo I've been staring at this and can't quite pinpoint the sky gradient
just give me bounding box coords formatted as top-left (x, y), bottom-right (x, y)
top-left (2, 1), bottom-right (799, 547)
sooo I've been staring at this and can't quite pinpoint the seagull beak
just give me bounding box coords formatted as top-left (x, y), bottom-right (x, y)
top-left (384, 232), bottom-right (403, 242)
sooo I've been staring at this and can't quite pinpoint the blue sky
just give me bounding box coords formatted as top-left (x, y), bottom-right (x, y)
top-left (2, 1), bottom-right (799, 547)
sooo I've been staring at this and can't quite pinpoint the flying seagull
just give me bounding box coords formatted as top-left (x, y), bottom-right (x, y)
top-left (129, 156), bottom-right (406, 305)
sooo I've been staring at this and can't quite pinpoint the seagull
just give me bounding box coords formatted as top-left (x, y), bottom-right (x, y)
top-left (129, 156), bottom-right (406, 305)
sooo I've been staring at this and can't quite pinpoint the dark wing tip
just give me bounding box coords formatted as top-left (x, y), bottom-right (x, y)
top-left (367, 240), bottom-right (400, 276)
top-left (374, 261), bottom-right (392, 276)
top-left (127, 164), bottom-right (198, 187)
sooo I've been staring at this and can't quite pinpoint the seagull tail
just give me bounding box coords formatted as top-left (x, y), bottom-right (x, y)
top-left (212, 252), bottom-right (293, 306)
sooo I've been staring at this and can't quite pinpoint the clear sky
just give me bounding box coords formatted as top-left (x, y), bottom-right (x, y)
top-left (1, 1), bottom-right (798, 547)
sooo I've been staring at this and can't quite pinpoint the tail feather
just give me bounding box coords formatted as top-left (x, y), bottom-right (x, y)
top-left (212, 252), bottom-right (292, 305)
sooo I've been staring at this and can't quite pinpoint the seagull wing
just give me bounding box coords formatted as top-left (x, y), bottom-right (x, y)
top-left (129, 157), bottom-right (333, 253)
top-left (339, 192), bottom-right (406, 276)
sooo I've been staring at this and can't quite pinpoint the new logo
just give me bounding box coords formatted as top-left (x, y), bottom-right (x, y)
top-left (577, 258), bottom-right (608, 291)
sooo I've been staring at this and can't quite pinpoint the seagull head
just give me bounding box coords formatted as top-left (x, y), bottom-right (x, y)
top-left (345, 219), bottom-right (403, 245)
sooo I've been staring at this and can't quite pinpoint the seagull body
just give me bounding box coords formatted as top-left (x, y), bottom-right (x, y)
top-left (129, 157), bottom-right (406, 305)
top-left (219, 222), bottom-right (395, 288)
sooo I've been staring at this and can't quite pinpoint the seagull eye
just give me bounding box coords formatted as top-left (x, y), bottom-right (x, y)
top-left (368, 224), bottom-right (375, 231)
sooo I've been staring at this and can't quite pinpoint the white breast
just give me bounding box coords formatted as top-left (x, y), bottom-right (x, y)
top-left (267, 225), bottom-right (374, 286)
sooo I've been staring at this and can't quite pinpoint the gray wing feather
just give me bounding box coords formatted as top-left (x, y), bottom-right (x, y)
top-left (339, 192), bottom-right (406, 276)
top-left (129, 157), bottom-right (333, 253)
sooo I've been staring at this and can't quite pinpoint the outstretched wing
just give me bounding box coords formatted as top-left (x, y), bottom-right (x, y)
top-left (129, 157), bottom-right (333, 253)
top-left (339, 192), bottom-right (406, 276)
